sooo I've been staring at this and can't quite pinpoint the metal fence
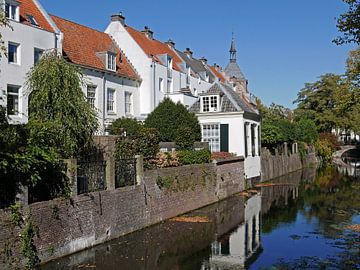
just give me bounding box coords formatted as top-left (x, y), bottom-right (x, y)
top-left (77, 154), bottom-right (106, 194)
top-left (115, 158), bottom-right (137, 188)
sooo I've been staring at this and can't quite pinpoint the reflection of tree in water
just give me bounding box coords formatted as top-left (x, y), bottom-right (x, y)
top-left (300, 166), bottom-right (360, 238)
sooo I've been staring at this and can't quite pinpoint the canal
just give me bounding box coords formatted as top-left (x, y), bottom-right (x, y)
top-left (42, 166), bottom-right (360, 269)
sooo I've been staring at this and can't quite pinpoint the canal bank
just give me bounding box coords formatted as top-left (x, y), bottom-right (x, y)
top-left (0, 149), bottom-right (317, 269)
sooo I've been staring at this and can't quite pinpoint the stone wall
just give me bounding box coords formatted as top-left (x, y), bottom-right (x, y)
top-left (261, 144), bottom-right (318, 182)
top-left (0, 157), bottom-right (244, 269)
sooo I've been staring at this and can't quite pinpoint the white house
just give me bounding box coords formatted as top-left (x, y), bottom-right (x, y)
top-left (190, 39), bottom-right (261, 181)
top-left (105, 13), bottom-right (213, 116)
top-left (51, 15), bottom-right (141, 134)
top-left (0, 0), bottom-right (62, 124)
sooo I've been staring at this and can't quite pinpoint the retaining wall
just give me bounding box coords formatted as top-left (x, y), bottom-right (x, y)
top-left (0, 157), bottom-right (244, 268)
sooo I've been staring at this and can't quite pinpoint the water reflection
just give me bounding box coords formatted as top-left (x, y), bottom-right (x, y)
top-left (340, 148), bottom-right (360, 177)
top-left (203, 195), bottom-right (262, 269)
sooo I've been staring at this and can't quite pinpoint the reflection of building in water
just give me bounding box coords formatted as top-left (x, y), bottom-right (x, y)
top-left (202, 194), bottom-right (262, 269)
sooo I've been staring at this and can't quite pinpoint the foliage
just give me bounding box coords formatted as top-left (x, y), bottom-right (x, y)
top-left (175, 127), bottom-right (198, 150)
top-left (211, 152), bottom-right (236, 160)
top-left (334, 0), bottom-right (360, 45)
top-left (149, 152), bottom-right (180, 168)
top-left (0, 10), bottom-right (12, 59)
top-left (114, 128), bottom-right (160, 162)
top-left (156, 176), bottom-right (174, 189)
top-left (27, 52), bottom-right (98, 158)
top-left (314, 133), bottom-right (339, 163)
top-left (261, 122), bottom-right (284, 146)
top-left (10, 203), bottom-right (22, 226)
top-left (178, 149), bottom-right (211, 165)
top-left (21, 217), bottom-right (40, 269)
top-left (294, 118), bottom-right (318, 144)
top-left (145, 98), bottom-right (201, 142)
top-left (110, 117), bottom-right (143, 138)
top-left (297, 142), bottom-right (307, 161)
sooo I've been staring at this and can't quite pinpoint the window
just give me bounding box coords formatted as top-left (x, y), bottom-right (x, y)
top-left (7, 85), bottom-right (20, 115)
top-left (202, 124), bottom-right (220, 152)
top-left (244, 123), bottom-right (248, 157)
top-left (5, 1), bottom-right (18, 21)
top-left (159, 78), bottom-right (164, 92)
top-left (87, 85), bottom-right (96, 109)
top-left (167, 57), bottom-right (172, 68)
top-left (27, 14), bottom-right (38, 26)
top-left (8, 42), bottom-right (19, 64)
top-left (166, 79), bottom-right (172, 93)
top-left (107, 88), bottom-right (115, 112)
top-left (107, 53), bottom-right (116, 71)
top-left (251, 124), bottom-right (256, 157)
top-left (34, 48), bottom-right (43, 64)
top-left (125, 92), bottom-right (132, 115)
top-left (201, 95), bottom-right (218, 112)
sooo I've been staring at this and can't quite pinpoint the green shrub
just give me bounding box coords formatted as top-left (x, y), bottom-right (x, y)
top-left (110, 117), bottom-right (143, 138)
top-left (178, 149), bottom-right (211, 165)
top-left (294, 119), bottom-right (318, 144)
top-left (145, 98), bottom-right (201, 142)
top-left (175, 127), bottom-right (198, 150)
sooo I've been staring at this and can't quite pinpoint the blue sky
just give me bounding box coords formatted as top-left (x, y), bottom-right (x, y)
top-left (41, 0), bottom-right (356, 108)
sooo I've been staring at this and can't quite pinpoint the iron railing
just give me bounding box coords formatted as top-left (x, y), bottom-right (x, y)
top-left (77, 154), bottom-right (106, 194)
top-left (115, 158), bottom-right (137, 188)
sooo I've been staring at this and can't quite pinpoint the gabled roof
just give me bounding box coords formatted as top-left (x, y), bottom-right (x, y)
top-left (175, 50), bottom-right (216, 82)
top-left (189, 82), bottom-right (259, 117)
top-left (125, 26), bottom-right (183, 72)
top-left (51, 16), bottom-right (140, 81)
top-left (224, 61), bottom-right (246, 81)
top-left (209, 66), bottom-right (226, 83)
top-left (18, 0), bottom-right (54, 32)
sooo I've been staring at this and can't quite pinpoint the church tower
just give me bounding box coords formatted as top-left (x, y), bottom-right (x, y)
top-left (224, 34), bottom-right (248, 95)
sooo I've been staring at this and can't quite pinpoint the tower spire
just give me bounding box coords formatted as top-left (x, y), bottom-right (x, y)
top-left (230, 32), bottom-right (237, 63)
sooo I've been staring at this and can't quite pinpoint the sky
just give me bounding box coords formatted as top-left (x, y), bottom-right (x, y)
top-left (40, 0), bottom-right (357, 108)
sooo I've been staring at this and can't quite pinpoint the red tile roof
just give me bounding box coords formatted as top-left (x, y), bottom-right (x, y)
top-left (18, 0), bottom-right (54, 32)
top-left (51, 15), bottom-right (140, 81)
top-left (209, 66), bottom-right (226, 83)
top-left (126, 26), bottom-right (183, 72)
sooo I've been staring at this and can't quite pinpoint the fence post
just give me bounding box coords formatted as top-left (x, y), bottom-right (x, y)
top-left (135, 155), bottom-right (144, 185)
top-left (65, 159), bottom-right (78, 197)
top-left (106, 156), bottom-right (115, 190)
top-left (16, 184), bottom-right (28, 207)
top-left (295, 143), bottom-right (298, 154)
top-left (292, 143), bottom-right (296, 155)
top-left (284, 142), bottom-right (288, 156)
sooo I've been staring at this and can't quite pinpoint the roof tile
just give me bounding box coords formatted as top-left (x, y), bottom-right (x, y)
top-left (18, 0), bottom-right (54, 32)
top-left (51, 15), bottom-right (140, 81)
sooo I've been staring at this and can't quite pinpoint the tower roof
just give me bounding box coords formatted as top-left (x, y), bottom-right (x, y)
top-left (225, 34), bottom-right (246, 80)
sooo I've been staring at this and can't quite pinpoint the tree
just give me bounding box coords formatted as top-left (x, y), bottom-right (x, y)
top-left (145, 98), bottom-right (201, 143)
top-left (334, 0), bottom-right (360, 45)
top-left (27, 52), bottom-right (98, 158)
top-left (0, 10), bottom-right (12, 59)
top-left (110, 117), bottom-right (143, 138)
top-left (294, 74), bottom-right (348, 132)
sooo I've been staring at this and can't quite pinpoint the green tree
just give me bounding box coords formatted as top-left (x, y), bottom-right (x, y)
top-left (145, 98), bottom-right (201, 143)
top-left (27, 52), bottom-right (98, 158)
top-left (0, 10), bottom-right (12, 59)
top-left (334, 0), bottom-right (360, 45)
top-left (110, 117), bottom-right (143, 138)
top-left (294, 118), bottom-right (318, 144)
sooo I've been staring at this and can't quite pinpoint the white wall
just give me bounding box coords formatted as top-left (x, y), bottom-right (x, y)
top-left (0, 20), bottom-right (59, 124)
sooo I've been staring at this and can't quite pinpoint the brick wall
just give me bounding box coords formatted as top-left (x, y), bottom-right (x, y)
top-left (0, 157), bottom-right (244, 269)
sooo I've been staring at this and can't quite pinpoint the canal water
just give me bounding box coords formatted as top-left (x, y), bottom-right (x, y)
top-left (42, 166), bottom-right (360, 269)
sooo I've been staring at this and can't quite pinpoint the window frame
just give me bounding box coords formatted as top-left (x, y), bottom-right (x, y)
top-left (8, 42), bottom-right (20, 64)
top-left (7, 85), bottom-right (20, 116)
top-left (86, 85), bottom-right (97, 110)
top-left (5, 0), bottom-right (19, 21)
top-left (34, 48), bottom-right (44, 64)
top-left (124, 91), bottom-right (132, 115)
top-left (107, 88), bottom-right (115, 113)
top-left (201, 123), bottom-right (220, 152)
top-left (201, 95), bottom-right (219, 113)
top-left (107, 53), bottom-right (116, 71)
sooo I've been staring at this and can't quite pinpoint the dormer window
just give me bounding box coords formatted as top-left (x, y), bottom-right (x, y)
top-left (27, 14), bottom-right (39, 26)
top-left (201, 95), bottom-right (219, 113)
top-left (5, 0), bottom-right (19, 21)
top-left (107, 53), bottom-right (116, 71)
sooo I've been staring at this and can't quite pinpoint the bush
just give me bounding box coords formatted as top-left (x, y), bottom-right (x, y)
top-left (175, 127), bottom-right (198, 150)
top-left (149, 152), bottom-right (180, 168)
top-left (319, 132), bottom-right (341, 150)
top-left (294, 119), bottom-right (318, 144)
top-left (178, 149), bottom-right (211, 165)
top-left (315, 138), bottom-right (334, 163)
top-left (110, 117), bottom-right (143, 138)
top-left (145, 98), bottom-right (201, 142)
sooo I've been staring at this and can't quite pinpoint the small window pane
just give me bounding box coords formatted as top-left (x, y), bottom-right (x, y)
top-left (202, 124), bottom-right (220, 152)
top-left (7, 85), bottom-right (20, 115)
top-left (125, 92), bottom-right (132, 114)
top-left (87, 85), bottom-right (96, 109)
top-left (8, 43), bottom-right (18, 64)
top-left (107, 88), bottom-right (115, 112)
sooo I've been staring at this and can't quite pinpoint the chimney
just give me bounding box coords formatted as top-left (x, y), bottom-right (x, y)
top-left (142, 26), bottom-right (154, 39)
top-left (184, 48), bottom-right (193, 58)
top-left (165, 39), bottom-right (175, 49)
top-left (200, 57), bottom-right (207, 65)
top-left (111, 12), bottom-right (125, 25)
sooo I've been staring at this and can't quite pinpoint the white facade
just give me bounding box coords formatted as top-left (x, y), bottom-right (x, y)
top-left (0, 0), bottom-right (61, 124)
top-left (81, 69), bottom-right (139, 133)
top-left (105, 16), bottom-right (206, 116)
